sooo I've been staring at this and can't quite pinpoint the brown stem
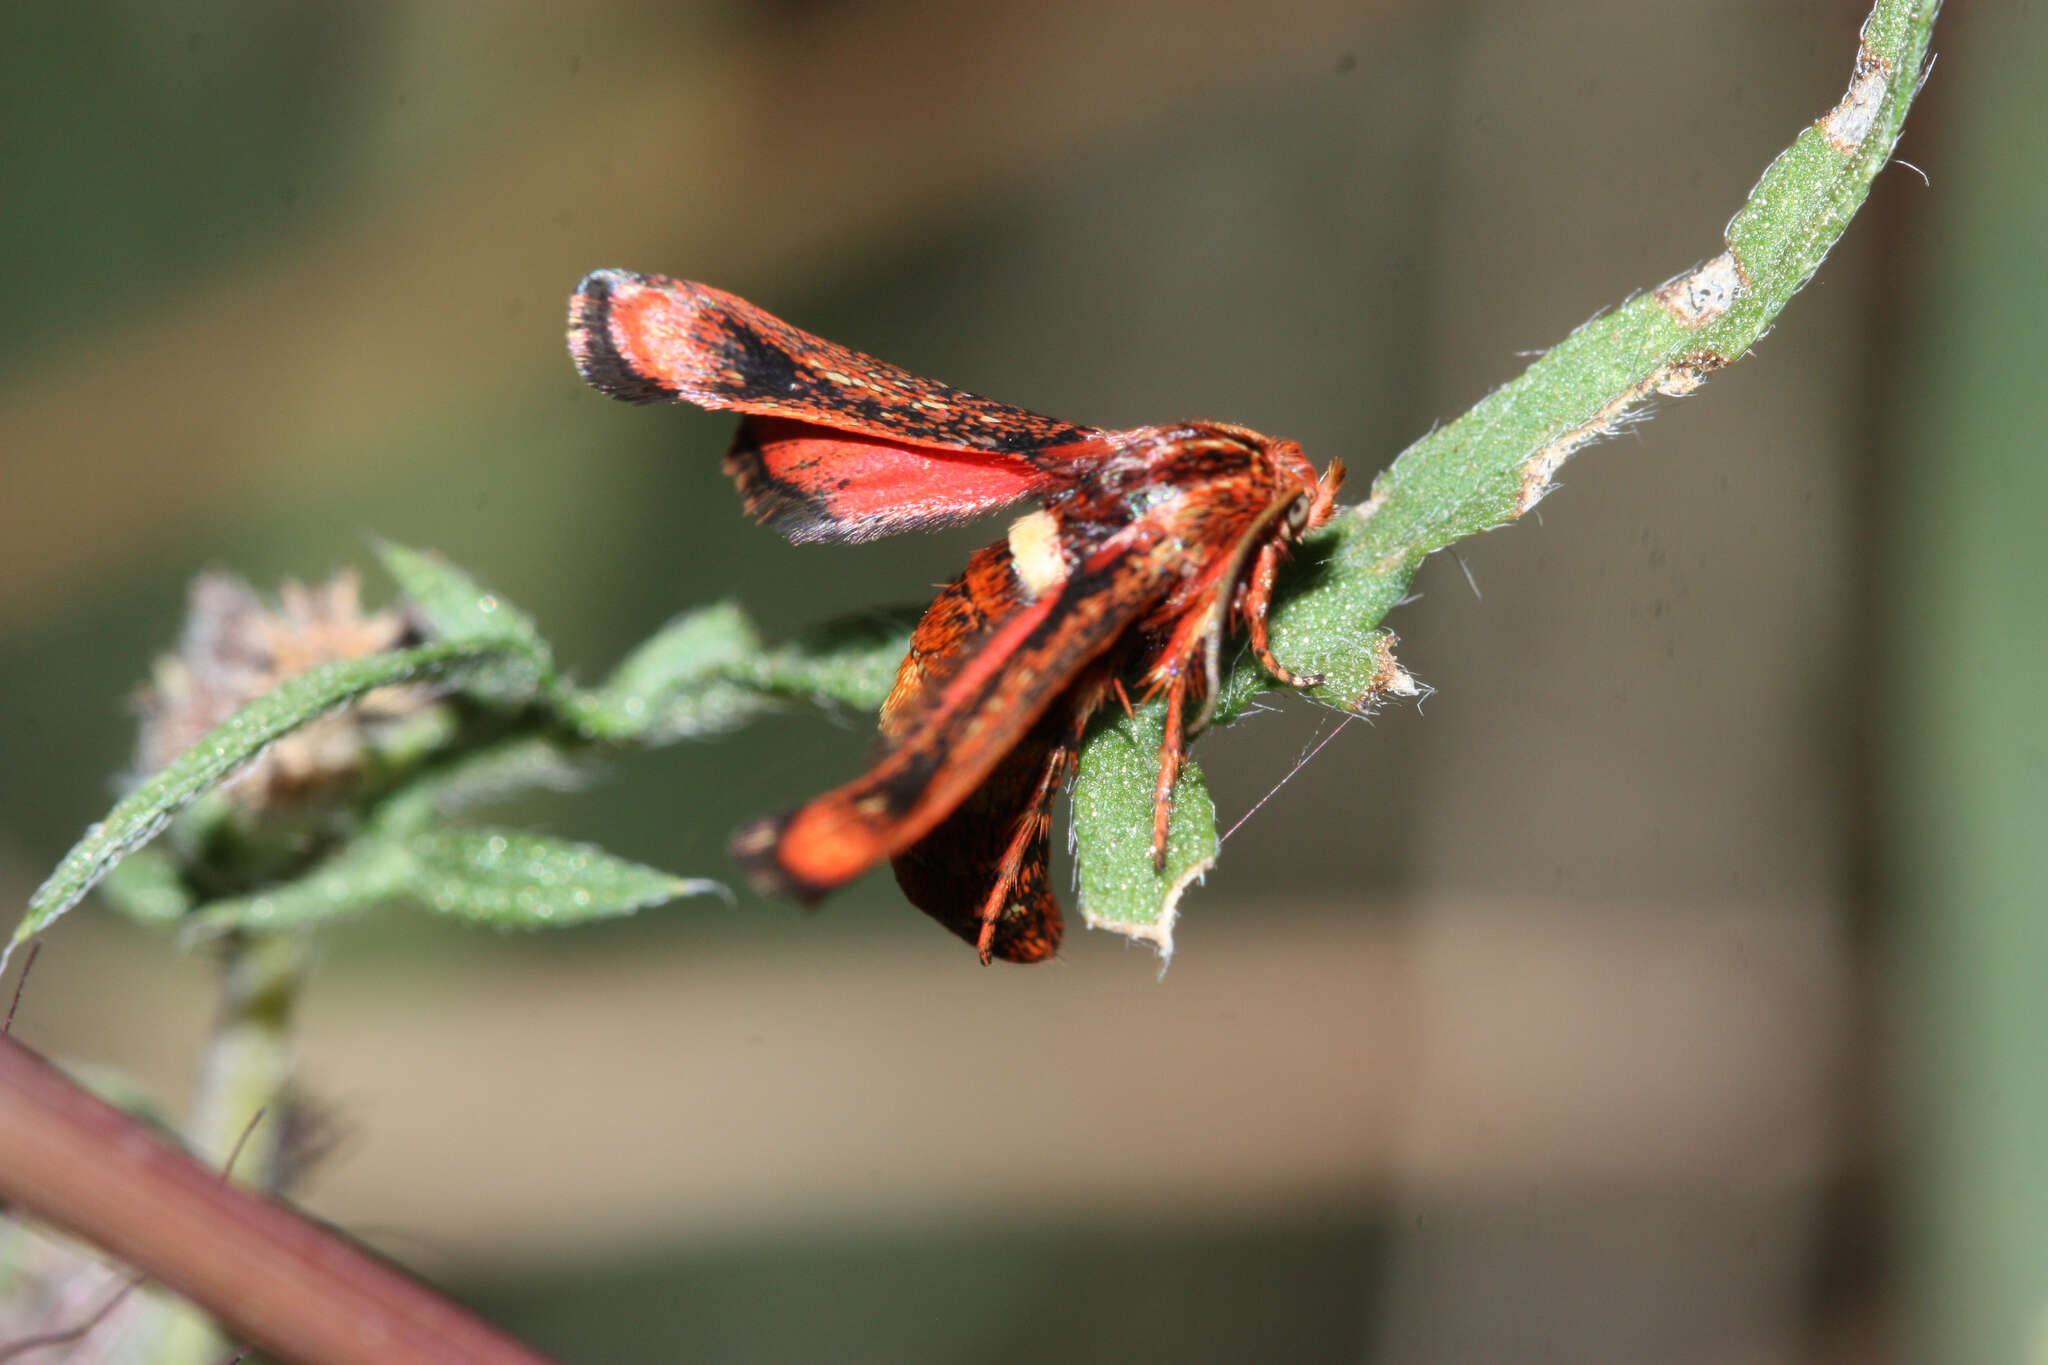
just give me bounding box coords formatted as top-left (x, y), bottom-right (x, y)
top-left (0, 1034), bottom-right (556, 1365)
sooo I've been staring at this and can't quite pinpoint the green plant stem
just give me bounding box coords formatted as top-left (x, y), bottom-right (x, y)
top-left (1074, 0), bottom-right (1941, 950)
top-left (135, 931), bottom-right (312, 1362)
top-left (191, 933), bottom-right (307, 1181)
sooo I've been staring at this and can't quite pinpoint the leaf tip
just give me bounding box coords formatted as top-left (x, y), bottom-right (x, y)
top-left (680, 877), bottom-right (737, 908)
top-left (1336, 633), bottom-right (1425, 714)
top-left (1082, 852), bottom-right (1211, 971)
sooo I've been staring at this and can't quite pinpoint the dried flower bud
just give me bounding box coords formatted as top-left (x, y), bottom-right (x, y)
top-left (135, 569), bottom-right (428, 809)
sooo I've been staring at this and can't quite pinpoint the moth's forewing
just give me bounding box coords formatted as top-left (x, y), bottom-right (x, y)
top-left (731, 531), bottom-right (1179, 905)
top-left (570, 270), bottom-right (1119, 542)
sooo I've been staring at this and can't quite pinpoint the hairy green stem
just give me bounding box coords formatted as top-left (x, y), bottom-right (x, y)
top-left (1073, 0), bottom-right (1941, 952)
top-left (138, 932), bottom-right (311, 1362)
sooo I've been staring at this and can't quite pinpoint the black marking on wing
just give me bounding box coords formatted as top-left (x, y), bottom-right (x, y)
top-left (723, 324), bottom-right (800, 397)
top-left (567, 270), bottom-right (673, 404)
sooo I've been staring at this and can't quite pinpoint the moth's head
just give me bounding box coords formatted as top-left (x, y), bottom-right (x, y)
top-left (1270, 441), bottom-right (1344, 539)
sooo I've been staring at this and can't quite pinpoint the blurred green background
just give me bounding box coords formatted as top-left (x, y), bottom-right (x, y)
top-left (1, 1), bottom-right (2040, 1361)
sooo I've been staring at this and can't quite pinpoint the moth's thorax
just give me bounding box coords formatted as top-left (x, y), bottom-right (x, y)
top-left (1139, 418), bottom-right (1311, 483)
top-left (1067, 421), bottom-right (1317, 544)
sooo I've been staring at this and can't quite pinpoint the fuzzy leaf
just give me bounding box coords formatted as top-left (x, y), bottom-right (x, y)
top-left (183, 831), bottom-right (417, 938)
top-left (403, 827), bottom-right (721, 927)
top-left (373, 539), bottom-right (553, 702)
top-left (395, 735), bottom-right (588, 820)
top-left (9, 639), bottom-right (524, 962)
top-left (95, 846), bottom-right (194, 926)
top-left (187, 823), bottom-right (718, 937)
top-left (565, 602), bottom-right (769, 741)
top-left (725, 608), bottom-right (917, 712)
top-left (1072, 703), bottom-right (1218, 963)
top-left (601, 601), bottom-right (761, 700)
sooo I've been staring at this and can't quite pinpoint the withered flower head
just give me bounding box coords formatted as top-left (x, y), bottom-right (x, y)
top-left (136, 569), bottom-right (428, 809)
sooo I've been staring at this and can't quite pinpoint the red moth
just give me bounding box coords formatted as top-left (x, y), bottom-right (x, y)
top-left (568, 270), bottom-right (1343, 963)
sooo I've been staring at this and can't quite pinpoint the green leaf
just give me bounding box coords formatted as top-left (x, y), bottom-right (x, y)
top-left (9, 638), bottom-right (524, 963)
top-left (725, 608), bottom-right (917, 712)
top-left (1071, 703), bottom-right (1218, 963)
top-left (395, 735), bottom-right (588, 821)
top-left (559, 603), bottom-right (914, 741)
top-left (95, 846), bottom-right (195, 926)
top-left (402, 827), bottom-right (721, 928)
top-left (186, 823), bottom-right (719, 937)
top-left (602, 601), bottom-right (760, 699)
top-left (374, 539), bottom-right (545, 649)
top-left (182, 830), bottom-right (417, 938)
top-left (373, 539), bottom-right (553, 702)
top-left (564, 602), bottom-right (769, 741)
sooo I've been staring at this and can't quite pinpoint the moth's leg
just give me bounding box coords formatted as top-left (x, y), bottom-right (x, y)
top-left (973, 822), bottom-right (1035, 964)
top-left (1240, 538), bottom-right (1325, 689)
top-left (1150, 667), bottom-right (1190, 870)
top-left (973, 743), bottom-right (1072, 964)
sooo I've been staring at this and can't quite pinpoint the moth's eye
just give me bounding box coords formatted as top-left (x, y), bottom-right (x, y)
top-left (1285, 496), bottom-right (1311, 534)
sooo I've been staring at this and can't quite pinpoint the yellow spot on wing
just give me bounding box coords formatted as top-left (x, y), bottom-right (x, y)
top-left (1007, 510), bottom-right (1068, 601)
